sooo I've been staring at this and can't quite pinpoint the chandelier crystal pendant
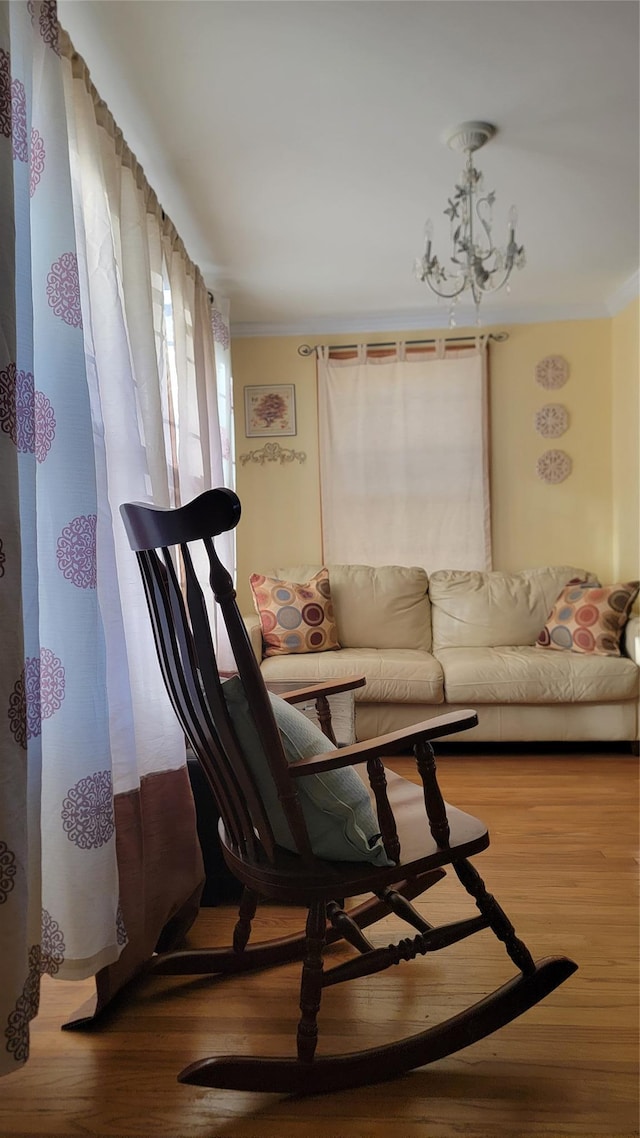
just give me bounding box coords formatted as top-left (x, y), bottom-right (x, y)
top-left (416, 122), bottom-right (525, 324)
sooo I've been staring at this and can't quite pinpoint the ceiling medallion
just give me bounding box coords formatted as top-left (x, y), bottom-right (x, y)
top-left (536, 449), bottom-right (572, 484)
top-left (535, 355), bottom-right (570, 389)
top-left (535, 403), bottom-right (569, 438)
top-left (415, 121), bottom-right (525, 326)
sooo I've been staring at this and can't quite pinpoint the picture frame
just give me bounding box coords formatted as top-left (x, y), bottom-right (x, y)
top-left (244, 384), bottom-right (297, 437)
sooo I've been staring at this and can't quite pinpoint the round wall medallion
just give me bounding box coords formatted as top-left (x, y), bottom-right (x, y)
top-left (535, 355), bottom-right (570, 389)
top-left (536, 449), bottom-right (572, 484)
top-left (535, 403), bottom-right (569, 438)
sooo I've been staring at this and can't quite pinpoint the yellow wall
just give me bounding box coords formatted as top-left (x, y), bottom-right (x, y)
top-left (490, 319), bottom-right (612, 576)
top-left (232, 317), bottom-right (623, 612)
top-left (611, 299), bottom-right (640, 583)
top-left (232, 336), bottom-right (323, 611)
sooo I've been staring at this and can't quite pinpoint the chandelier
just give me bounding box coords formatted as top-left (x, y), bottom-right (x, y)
top-left (416, 122), bottom-right (525, 323)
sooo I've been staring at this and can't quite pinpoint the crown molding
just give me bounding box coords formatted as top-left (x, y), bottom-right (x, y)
top-left (606, 270), bottom-right (640, 316)
top-left (231, 300), bottom-right (611, 339)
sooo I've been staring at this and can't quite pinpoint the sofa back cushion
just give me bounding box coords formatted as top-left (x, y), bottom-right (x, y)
top-left (429, 566), bottom-right (597, 649)
top-left (269, 564), bottom-right (432, 651)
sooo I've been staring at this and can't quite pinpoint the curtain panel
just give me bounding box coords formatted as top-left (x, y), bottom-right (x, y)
top-left (1, 1), bottom-right (125, 1075)
top-left (0, 1), bottom-right (231, 1073)
top-left (317, 341), bottom-right (491, 571)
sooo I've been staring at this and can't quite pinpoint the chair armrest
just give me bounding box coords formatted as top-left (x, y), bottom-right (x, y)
top-left (280, 676), bottom-right (367, 704)
top-left (288, 708), bottom-right (478, 777)
top-left (243, 614), bottom-right (263, 663)
top-left (278, 677), bottom-right (365, 747)
top-left (624, 615), bottom-right (640, 664)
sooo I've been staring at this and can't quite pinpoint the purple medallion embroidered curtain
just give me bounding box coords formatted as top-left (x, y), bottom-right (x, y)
top-left (0, 1), bottom-right (230, 1074)
top-left (1, 0), bottom-right (123, 1070)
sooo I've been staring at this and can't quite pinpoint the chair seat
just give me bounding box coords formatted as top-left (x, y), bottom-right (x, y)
top-left (220, 768), bottom-right (489, 902)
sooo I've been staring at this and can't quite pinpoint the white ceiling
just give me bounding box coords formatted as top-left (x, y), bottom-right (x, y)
top-left (58, 0), bottom-right (640, 335)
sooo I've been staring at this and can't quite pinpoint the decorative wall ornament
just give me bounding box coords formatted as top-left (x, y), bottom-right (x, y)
top-left (536, 449), bottom-right (572, 484)
top-left (239, 442), bottom-right (307, 467)
top-left (535, 355), bottom-right (570, 389)
top-left (535, 403), bottom-right (569, 438)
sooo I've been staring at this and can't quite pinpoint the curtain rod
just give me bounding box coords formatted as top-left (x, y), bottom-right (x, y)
top-left (297, 331), bottom-right (508, 357)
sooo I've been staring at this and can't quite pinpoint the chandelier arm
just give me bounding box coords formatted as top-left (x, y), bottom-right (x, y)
top-left (421, 274), bottom-right (470, 301)
top-left (469, 261), bottom-right (517, 297)
top-left (474, 196), bottom-right (494, 255)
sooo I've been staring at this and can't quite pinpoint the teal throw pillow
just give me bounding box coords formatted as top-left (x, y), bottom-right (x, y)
top-left (222, 677), bottom-right (393, 866)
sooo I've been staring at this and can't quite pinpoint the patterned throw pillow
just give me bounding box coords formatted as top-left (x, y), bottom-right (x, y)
top-left (249, 568), bottom-right (341, 657)
top-left (536, 580), bottom-right (639, 656)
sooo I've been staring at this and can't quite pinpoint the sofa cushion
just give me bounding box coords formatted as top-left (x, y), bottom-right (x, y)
top-left (268, 564), bottom-right (432, 652)
top-left (223, 677), bottom-right (392, 865)
top-left (249, 569), bottom-right (340, 656)
top-left (436, 645), bottom-right (639, 704)
top-left (429, 566), bottom-right (597, 650)
top-left (536, 580), bottom-right (640, 656)
top-left (260, 647), bottom-right (444, 704)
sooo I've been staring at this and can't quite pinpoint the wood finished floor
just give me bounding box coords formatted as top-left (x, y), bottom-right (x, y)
top-left (0, 753), bottom-right (637, 1138)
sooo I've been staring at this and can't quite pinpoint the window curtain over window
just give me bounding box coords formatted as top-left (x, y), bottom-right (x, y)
top-left (317, 341), bottom-right (491, 571)
top-left (211, 295), bottom-right (234, 493)
top-left (0, 2), bottom-right (231, 1075)
top-left (209, 294), bottom-right (235, 668)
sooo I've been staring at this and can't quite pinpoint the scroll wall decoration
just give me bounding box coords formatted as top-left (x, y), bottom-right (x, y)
top-left (239, 442), bottom-right (307, 467)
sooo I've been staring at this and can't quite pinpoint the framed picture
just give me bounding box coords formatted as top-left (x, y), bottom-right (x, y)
top-left (244, 384), bottom-right (297, 437)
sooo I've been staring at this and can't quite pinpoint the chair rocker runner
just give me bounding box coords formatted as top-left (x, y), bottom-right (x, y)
top-left (120, 488), bottom-right (577, 1096)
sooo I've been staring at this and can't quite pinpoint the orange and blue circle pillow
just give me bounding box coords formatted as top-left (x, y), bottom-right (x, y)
top-left (536, 579), bottom-right (639, 656)
top-left (250, 569), bottom-right (341, 657)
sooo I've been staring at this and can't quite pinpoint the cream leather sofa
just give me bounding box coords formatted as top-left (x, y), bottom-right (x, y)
top-left (244, 564), bottom-right (640, 746)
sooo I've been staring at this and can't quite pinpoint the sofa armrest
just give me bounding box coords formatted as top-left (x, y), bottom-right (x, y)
top-left (243, 614), bottom-right (263, 663)
top-left (624, 615), bottom-right (640, 664)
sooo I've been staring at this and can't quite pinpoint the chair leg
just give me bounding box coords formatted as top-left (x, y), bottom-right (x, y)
top-left (378, 886), bottom-right (434, 934)
top-left (454, 858), bottom-right (536, 975)
top-left (297, 901), bottom-right (327, 1063)
top-left (233, 888), bottom-right (259, 955)
top-left (327, 900), bottom-right (375, 953)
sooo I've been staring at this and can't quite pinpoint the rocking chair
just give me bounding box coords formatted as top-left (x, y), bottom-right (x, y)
top-left (120, 488), bottom-right (577, 1095)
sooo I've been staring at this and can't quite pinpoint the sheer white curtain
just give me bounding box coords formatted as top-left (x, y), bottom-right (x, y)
top-left (210, 295), bottom-right (234, 492)
top-left (0, 2), bottom-right (232, 1076)
top-left (61, 31), bottom-right (233, 1001)
top-left (208, 294), bottom-right (235, 668)
top-left (318, 341), bottom-right (491, 571)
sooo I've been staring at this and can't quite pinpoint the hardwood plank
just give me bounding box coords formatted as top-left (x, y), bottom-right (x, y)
top-left (0, 753), bottom-right (637, 1137)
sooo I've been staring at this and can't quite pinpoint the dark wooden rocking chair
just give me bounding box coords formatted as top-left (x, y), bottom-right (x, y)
top-left (120, 488), bottom-right (577, 1096)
